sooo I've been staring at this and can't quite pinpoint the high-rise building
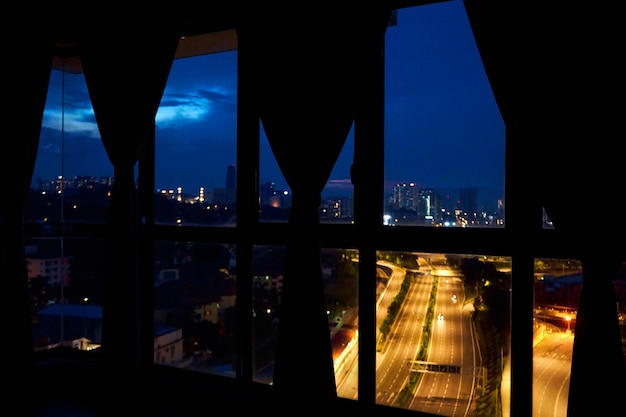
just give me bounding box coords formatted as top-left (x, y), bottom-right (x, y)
top-left (390, 182), bottom-right (418, 211)
top-left (213, 164), bottom-right (237, 205)
top-left (226, 164), bottom-right (236, 189)
top-left (417, 188), bottom-right (440, 225)
top-left (225, 164), bottom-right (236, 204)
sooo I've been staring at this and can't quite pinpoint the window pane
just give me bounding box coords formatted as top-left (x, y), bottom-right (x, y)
top-left (29, 66), bottom-right (111, 224)
top-left (321, 126), bottom-right (355, 224)
top-left (252, 245), bottom-right (284, 383)
top-left (252, 246), bottom-right (359, 392)
top-left (259, 127), bottom-right (291, 223)
top-left (375, 251), bottom-right (511, 416)
top-left (533, 258), bottom-right (581, 417)
top-left (384, 3), bottom-right (505, 228)
top-left (155, 33), bottom-right (238, 227)
top-left (154, 241), bottom-right (237, 378)
top-left (29, 237), bottom-right (105, 352)
top-left (259, 117), bottom-right (355, 224)
top-left (325, 247), bottom-right (359, 399)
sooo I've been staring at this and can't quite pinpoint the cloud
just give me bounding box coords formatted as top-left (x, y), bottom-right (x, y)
top-left (156, 87), bottom-right (231, 125)
top-left (42, 108), bottom-right (100, 139)
top-left (197, 89), bottom-right (229, 103)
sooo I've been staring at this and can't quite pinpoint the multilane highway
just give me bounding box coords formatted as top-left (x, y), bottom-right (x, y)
top-left (372, 259), bottom-right (478, 416)
top-left (336, 256), bottom-right (482, 416)
top-left (407, 269), bottom-right (477, 416)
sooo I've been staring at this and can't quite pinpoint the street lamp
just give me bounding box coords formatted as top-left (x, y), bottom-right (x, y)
top-left (565, 315), bottom-right (572, 333)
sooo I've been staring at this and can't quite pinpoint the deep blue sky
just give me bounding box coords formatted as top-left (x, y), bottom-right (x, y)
top-left (36, 1), bottom-right (504, 206)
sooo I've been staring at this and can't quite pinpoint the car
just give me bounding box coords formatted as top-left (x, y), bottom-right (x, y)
top-left (437, 313), bottom-right (444, 321)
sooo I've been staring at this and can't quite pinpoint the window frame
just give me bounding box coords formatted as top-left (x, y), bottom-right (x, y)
top-left (24, 3), bottom-right (573, 417)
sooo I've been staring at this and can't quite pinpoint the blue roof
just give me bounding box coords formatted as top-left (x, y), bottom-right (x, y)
top-left (37, 304), bottom-right (103, 319)
top-left (154, 325), bottom-right (180, 337)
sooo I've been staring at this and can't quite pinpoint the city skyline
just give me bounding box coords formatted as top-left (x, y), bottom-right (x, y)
top-left (30, 169), bottom-right (497, 215)
top-left (35, 1), bottom-right (504, 207)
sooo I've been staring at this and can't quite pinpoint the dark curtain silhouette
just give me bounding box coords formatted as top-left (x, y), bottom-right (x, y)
top-left (237, 1), bottom-right (391, 405)
top-left (2, 34), bottom-right (54, 382)
top-left (463, 2), bottom-right (625, 415)
top-left (77, 19), bottom-right (181, 374)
